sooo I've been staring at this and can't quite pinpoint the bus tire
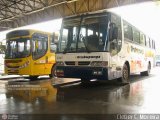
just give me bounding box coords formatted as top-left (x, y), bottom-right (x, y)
top-left (118, 63), bottom-right (130, 84)
top-left (140, 62), bottom-right (151, 76)
top-left (29, 76), bottom-right (38, 81)
top-left (49, 65), bottom-right (56, 78)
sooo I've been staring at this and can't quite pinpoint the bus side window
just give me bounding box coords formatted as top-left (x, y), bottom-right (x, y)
top-left (152, 39), bottom-right (154, 49)
top-left (154, 41), bottom-right (156, 49)
top-left (140, 33), bottom-right (145, 46)
top-left (149, 38), bottom-right (151, 48)
top-left (133, 28), bottom-right (140, 44)
top-left (146, 37), bottom-right (149, 48)
top-left (123, 21), bottom-right (133, 41)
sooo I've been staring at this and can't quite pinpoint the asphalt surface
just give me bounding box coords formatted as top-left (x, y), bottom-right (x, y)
top-left (0, 67), bottom-right (160, 120)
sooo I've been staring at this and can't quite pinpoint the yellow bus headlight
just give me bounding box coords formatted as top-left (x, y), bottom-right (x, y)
top-left (19, 61), bottom-right (29, 69)
top-left (56, 61), bottom-right (64, 66)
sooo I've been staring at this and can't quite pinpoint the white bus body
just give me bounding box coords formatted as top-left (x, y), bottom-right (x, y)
top-left (56, 11), bottom-right (155, 83)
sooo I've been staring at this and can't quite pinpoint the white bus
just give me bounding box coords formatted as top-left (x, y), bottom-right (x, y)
top-left (55, 11), bottom-right (156, 84)
top-left (0, 41), bottom-right (5, 74)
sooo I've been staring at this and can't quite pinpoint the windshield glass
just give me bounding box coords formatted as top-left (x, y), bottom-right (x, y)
top-left (57, 13), bottom-right (109, 53)
top-left (5, 38), bottom-right (31, 59)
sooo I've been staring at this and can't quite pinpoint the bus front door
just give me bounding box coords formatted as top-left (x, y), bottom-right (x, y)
top-left (109, 40), bottom-right (119, 80)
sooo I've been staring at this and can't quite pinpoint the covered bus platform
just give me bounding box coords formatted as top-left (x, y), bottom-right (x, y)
top-left (0, 0), bottom-right (160, 120)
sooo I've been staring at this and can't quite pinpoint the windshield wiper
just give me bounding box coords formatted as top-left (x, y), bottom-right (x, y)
top-left (80, 34), bottom-right (90, 53)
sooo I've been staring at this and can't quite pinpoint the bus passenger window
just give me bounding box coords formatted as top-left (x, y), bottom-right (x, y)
top-left (146, 37), bottom-right (150, 48)
top-left (140, 33), bottom-right (145, 45)
top-left (149, 38), bottom-right (151, 48)
top-left (152, 40), bottom-right (154, 49)
top-left (153, 41), bottom-right (156, 49)
top-left (133, 29), bottom-right (140, 43)
top-left (123, 22), bottom-right (133, 41)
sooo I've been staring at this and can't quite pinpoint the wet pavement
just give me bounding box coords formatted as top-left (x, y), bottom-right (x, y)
top-left (0, 67), bottom-right (160, 119)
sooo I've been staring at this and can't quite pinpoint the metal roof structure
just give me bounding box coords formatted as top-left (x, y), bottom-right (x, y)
top-left (0, 0), bottom-right (151, 31)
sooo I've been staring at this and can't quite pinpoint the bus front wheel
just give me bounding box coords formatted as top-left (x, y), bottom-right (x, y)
top-left (118, 63), bottom-right (130, 84)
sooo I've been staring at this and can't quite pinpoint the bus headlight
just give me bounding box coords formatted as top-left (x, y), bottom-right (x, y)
top-left (90, 61), bottom-right (108, 67)
top-left (56, 61), bottom-right (64, 66)
top-left (19, 61), bottom-right (29, 69)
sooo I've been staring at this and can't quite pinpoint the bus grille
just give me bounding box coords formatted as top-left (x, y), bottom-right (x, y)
top-left (7, 66), bottom-right (19, 68)
top-left (5, 60), bottom-right (22, 63)
top-left (8, 70), bottom-right (19, 74)
top-left (78, 61), bottom-right (90, 66)
top-left (65, 61), bottom-right (75, 65)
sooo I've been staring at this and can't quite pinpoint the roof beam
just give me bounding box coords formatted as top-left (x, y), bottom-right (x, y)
top-left (0, 0), bottom-right (152, 30)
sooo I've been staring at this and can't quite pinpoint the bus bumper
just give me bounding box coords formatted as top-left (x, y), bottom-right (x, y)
top-left (56, 66), bottom-right (108, 80)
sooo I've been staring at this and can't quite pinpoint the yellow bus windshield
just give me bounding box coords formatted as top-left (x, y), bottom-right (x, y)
top-left (5, 38), bottom-right (31, 59)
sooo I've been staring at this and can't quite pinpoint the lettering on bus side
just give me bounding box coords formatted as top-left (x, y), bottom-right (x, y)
top-left (77, 56), bottom-right (100, 59)
top-left (130, 46), bottom-right (144, 54)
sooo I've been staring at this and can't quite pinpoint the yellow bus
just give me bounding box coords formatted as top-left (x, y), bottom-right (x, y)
top-left (4, 29), bottom-right (57, 80)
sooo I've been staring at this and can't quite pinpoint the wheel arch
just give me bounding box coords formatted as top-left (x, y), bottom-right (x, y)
top-left (49, 63), bottom-right (57, 77)
top-left (148, 61), bottom-right (151, 69)
top-left (149, 61), bottom-right (151, 66)
top-left (124, 61), bottom-right (130, 75)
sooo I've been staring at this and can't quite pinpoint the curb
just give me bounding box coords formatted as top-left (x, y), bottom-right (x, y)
top-left (0, 76), bottom-right (24, 80)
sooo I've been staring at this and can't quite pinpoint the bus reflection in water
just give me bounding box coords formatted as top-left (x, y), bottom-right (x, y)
top-left (5, 80), bottom-right (57, 102)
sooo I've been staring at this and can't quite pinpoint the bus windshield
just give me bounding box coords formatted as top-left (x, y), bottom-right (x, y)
top-left (57, 14), bottom-right (109, 53)
top-left (5, 38), bottom-right (31, 59)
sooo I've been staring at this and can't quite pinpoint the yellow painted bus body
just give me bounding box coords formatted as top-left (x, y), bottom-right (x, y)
top-left (5, 29), bottom-right (56, 77)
